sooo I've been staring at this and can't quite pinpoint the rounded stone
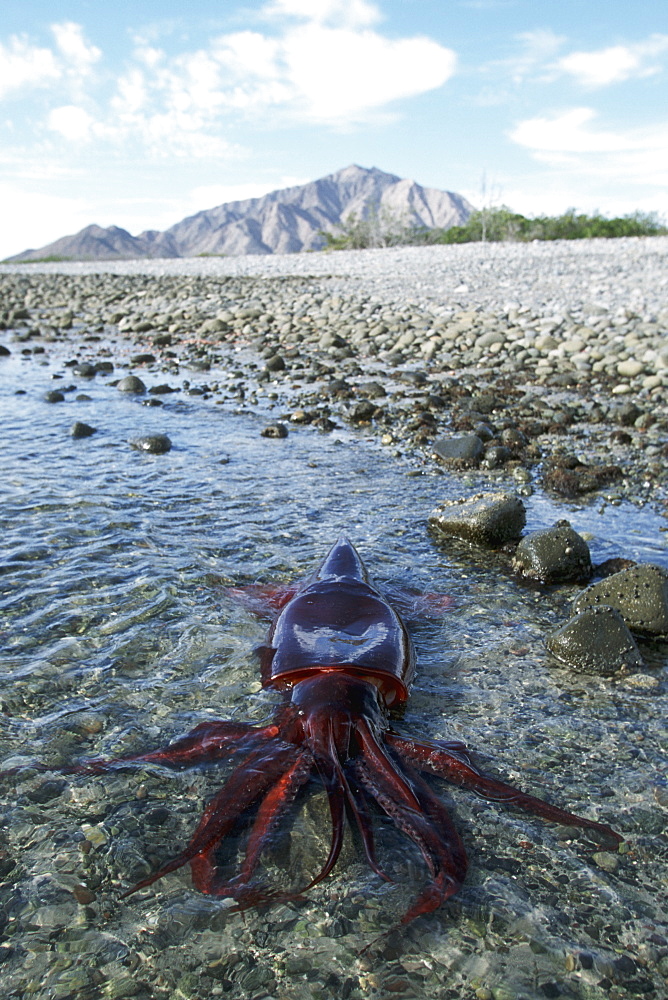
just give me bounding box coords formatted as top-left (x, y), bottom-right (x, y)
top-left (117, 375), bottom-right (146, 393)
top-left (44, 390), bottom-right (65, 402)
top-left (265, 355), bottom-right (286, 373)
top-left (572, 563), bottom-right (668, 636)
top-left (545, 606), bottom-right (643, 675)
top-left (429, 491), bottom-right (526, 547)
top-left (512, 521), bottom-right (592, 582)
top-left (71, 421), bottom-right (97, 439)
top-left (0, 345), bottom-right (12, 356)
top-left (261, 422), bottom-right (288, 439)
top-left (130, 433), bottom-right (172, 454)
top-left (72, 362), bottom-right (96, 377)
top-left (432, 434), bottom-right (484, 465)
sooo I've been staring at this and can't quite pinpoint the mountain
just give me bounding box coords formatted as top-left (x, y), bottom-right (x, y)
top-left (7, 165), bottom-right (474, 262)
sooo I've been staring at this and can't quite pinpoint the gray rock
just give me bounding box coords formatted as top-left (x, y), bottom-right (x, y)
top-left (130, 353), bottom-right (156, 364)
top-left (130, 433), bottom-right (172, 454)
top-left (265, 354), bottom-right (286, 372)
top-left (432, 434), bottom-right (484, 464)
top-left (0, 345), bottom-right (11, 356)
top-left (261, 422), bottom-right (288, 438)
top-left (71, 421), bottom-right (96, 439)
top-left (546, 606), bottom-right (643, 675)
top-left (44, 390), bottom-right (65, 402)
top-left (72, 362), bottom-right (96, 376)
top-left (117, 375), bottom-right (146, 393)
top-left (573, 563), bottom-right (668, 636)
top-left (512, 521), bottom-right (592, 582)
top-left (429, 491), bottom-right (526, 547)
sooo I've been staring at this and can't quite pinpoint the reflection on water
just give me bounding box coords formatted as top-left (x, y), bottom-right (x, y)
top-left (1, 348), bottom-right (667, 999)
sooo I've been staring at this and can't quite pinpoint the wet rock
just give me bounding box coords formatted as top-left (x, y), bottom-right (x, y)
top-left (0, 345), bottom-right (10, 356)
top-left (130, 352), bottom-right (156, 364)
top-left (72, 362), bottom-right (96, 376)
top-left (261, 422), bottom-right (288, 438)
top-left (94, 361), bottom-right (114, 373)
top-left (44, 390), bottom-right (65, 402)
top-left (573, 563), bottom-right (668, 636)
top-left (429, 491), bottom-right (526, 547)
top-left (350, 400), bottom-right (377, 423)
top-left (130, 433), bottom-right (172, 454)
top-left (71, 421), bottom-right (97, 439)
top-left (117, 375), bottom-right (146, 393)
top-left (542, 454), bottom-right (623, 497)
top-left (265, 354), bottom-right (286, 372)
top-left (512, 520), bottom-right (592, 582)
top-left (546, 606), bottom-right (643, 675)
top-left (148, 383), bottom-right (177, 394)
top-left (432, 434), bottom-right (484, 465)
top-left (482, 444), bottom-right (511, 469)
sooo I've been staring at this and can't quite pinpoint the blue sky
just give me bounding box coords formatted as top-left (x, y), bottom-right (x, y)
top-left (1, 0), bottom-right (666, 258)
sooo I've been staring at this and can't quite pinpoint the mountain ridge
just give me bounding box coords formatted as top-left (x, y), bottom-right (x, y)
top-left (7, 164), bottom-right (474, 262)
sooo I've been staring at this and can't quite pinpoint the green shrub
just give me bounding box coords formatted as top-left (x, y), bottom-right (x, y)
top-left (322, 205), bottom-right (667, 250)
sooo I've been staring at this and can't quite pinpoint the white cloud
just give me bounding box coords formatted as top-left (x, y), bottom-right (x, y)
top-left (51, 21), bottom-right (101, 74)
top-left (0, 5), bottom-right (456, 165)
top-left (510, 107), bottom-right (634, 153)
top-left (555, 34), bottom-right (668, 88)
top-left (0, 22), bottom-right (100, 102)
top-left (0, 34), bottom-right (60, 99)
top-left (508, 108), bottom-right (668, 206)
top-left (491, 29), bottom-right (566, 86)
top-left (83, 2), bottom-right (456, 156)
top-left (47, 105), bottom-right (95, 141)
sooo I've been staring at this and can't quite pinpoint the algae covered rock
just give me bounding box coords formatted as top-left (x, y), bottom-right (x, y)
top-left (546, 606), bottom-right (643, 675)
top-left (512, 520), bottom-right (592, 583)
top-left (573, 563), bottom-right (668, 636)
top-left (429, 491), bottom-right (526, 547)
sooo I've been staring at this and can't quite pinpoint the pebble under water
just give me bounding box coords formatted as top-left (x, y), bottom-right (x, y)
top-left (1, 346), bottom-right (667, 1000)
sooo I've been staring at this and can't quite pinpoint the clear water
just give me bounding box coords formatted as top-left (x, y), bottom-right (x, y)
top-left (1, 347), bottom-right (667, 1000)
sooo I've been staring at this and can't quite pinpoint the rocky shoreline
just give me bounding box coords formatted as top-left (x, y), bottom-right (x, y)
top-left (1, 239), bottom-right (667, 509)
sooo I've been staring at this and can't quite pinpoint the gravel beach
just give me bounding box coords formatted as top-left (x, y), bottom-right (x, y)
top-left (2, 238), bottom-right (668, 507)
top-left (2, 239), bottom-right (668, 999)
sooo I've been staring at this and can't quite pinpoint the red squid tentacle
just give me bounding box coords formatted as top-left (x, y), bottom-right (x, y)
top-left (324, 723), bottom-right (392, 883)
top-left (341, 765), bottom-right (392, 883)
top-left (190, 749), bottom-right (314, 900)
top-left (302, 723), bottom-right (349, 891)
top-left (389, 758), bottom-right (468, 924)
top-left (121, 741), bottom-right (298, 897)
top-left (355, 718), bottom-right (422, 812)
top-left (70, 720), bottom-right (279, 775)
top-left (352, 748), bottom-right (464, 924)
top-left (387, 734), bottom-right (622, 847)
top-left (237, 750), bottom-right (315, 884)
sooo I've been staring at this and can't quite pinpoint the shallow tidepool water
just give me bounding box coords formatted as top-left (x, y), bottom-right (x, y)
top-left (1, 347), bottom-right (667, 1000)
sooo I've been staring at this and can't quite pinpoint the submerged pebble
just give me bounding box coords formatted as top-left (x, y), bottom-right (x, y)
top-left (129, 433), bottom-right (172, 454)
top-left (71, 421), bottom-right (97, 439)
top-left (261, 422), bottom-right (289, 438)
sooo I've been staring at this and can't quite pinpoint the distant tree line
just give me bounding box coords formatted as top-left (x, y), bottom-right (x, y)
top-left (321, 206), bottom-right (667, 250)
